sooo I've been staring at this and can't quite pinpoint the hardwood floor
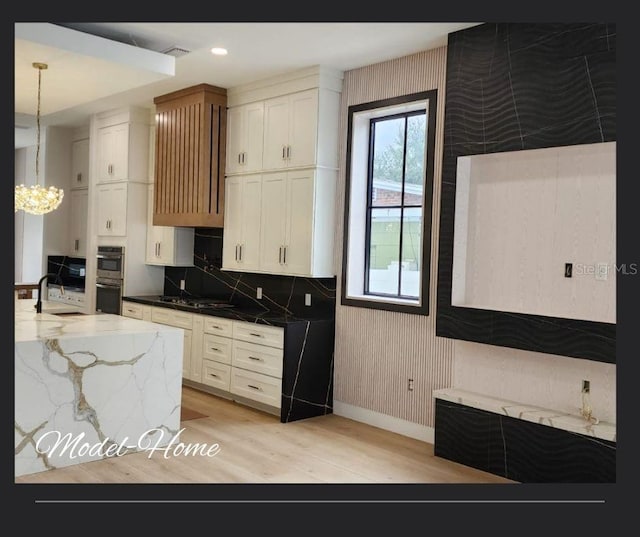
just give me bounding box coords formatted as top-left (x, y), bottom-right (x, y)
top-left (16, 386), bottom-right (513, 484)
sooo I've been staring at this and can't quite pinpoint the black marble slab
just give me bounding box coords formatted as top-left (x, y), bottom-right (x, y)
top-left (122, 295), bottom-right (333, 327)
top-left (436, 23), bottom-right (616, 363)
top-left (434, 399), bottom-right (616, 483)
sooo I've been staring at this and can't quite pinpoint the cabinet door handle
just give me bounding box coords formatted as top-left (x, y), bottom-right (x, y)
top-left (248, 356), bottom-right (263, 361)
top-left (238, 153), bottom-right (242, 164)
top-left (282, 146), bottom-right (286, 160)
top-left (239, 244), bottom-right (243, 261)
top-left (283, 246), bottom-right (287, 264)
top-left (106, 220), bottom-right (109, 230)
top-left (242, 152), bottom-right (246, 164)
top-left (157, 242), bottom-right (161, 257)
top-left (247, 384), bottom-right (262, 391)
top-left (278, 246), bottom-right (282, 264)
top-left (74, 239), bottom-right (79, 251)
top-left (77, 173), bottom-right (82, 183)
top-left (235, 244), bottom-right (239, 262)
top-left (287, 145), bottom-right (291, 159)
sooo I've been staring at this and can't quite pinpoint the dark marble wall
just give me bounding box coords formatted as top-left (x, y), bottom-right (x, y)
top-left (164, 228), bottom-right (336, 318)
top-left (435, 399), bottom-right (616, 483)
top-left (46, 255), bottom-right (86, 291)
top-left (437, 23), bottom-right (616, 363)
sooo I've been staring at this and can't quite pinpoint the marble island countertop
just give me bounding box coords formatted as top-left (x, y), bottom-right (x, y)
top-left (15, 300), bottom-right (184, 477)
top-left (16, 303), bottom-right (182, 343)
top-left (433, 388), bottom-right (616, 442)
top-left (15, 298), bottom-right (82, 316)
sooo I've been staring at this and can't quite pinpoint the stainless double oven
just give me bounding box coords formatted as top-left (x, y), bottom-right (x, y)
top-left (95, 246), bottom-right (124, 314)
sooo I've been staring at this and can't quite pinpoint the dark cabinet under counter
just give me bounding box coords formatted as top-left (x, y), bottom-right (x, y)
top-left (122, 296), bottom-right (335, 423)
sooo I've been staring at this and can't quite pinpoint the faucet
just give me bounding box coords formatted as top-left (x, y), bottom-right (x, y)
top-left (35, 273), bottom-right (64, 313)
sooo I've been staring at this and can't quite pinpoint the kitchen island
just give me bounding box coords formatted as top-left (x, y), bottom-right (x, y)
top-left (15, 300), bottom-right (184, 477)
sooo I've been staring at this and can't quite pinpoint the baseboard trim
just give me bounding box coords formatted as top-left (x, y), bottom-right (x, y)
top-left (333, 401), bottom-right (434, 444)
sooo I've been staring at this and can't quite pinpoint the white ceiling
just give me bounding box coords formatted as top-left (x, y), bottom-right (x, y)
top-left (14, 21), bottom-right (480, 145)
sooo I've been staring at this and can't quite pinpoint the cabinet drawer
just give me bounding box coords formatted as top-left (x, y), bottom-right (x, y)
top-left (202, 334), bottom-right (232, 365)
top-left (122, 302), bottom-right (146, 320)
top-left (201, 360), bottom-right (231, 391)
top-left (151, 307), bottom-right (193, 329)
top-left (232, 321), bottom-right (284, 349)
top-left (232, 340), bottom-right (283, 378)
top-left (203, 316), bottom-right (233, 337)
top-left (230, 367), bottom-right (282, 408)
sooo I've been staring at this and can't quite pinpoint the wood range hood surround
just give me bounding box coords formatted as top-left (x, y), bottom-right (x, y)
top-left (153, 83), bottom-right (227, 227)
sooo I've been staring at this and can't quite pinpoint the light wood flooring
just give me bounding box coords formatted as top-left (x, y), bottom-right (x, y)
top-left (16, 386), bottom-right (514, 484)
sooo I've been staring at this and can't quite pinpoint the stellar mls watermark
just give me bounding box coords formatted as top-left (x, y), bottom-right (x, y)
top-left (574, 263), bottom-right (637, 276)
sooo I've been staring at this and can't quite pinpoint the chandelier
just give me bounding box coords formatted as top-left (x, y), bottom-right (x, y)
top-left (15, 62), bottom-right (64, 215)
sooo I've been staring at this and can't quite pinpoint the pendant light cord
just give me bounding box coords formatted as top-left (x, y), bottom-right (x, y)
top-left (35, 65), bottom-right (41, 184)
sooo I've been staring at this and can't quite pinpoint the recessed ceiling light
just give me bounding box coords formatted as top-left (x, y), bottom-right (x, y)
top-left (210, 47), bottom-right (228, 56)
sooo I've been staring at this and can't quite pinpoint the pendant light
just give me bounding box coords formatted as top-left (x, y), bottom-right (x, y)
top-left (15, 62), bottom-right (64, 215)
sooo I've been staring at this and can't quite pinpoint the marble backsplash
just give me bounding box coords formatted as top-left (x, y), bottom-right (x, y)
top-left (164, 228), bottom-right (336, 318)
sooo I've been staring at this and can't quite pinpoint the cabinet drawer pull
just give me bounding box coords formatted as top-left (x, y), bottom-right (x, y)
top-left (210, 347), bottom-right (220, 352)
top-left (247, 384), bottom-right (262, 391)
top-left (249, 333), bottom-right (263, 338)
top-left (248, 356), bottom-right (262, 361)
top-left (212, 325), bottom-right (221, 330)
top-left (209, 373), bottom-right (219, 378)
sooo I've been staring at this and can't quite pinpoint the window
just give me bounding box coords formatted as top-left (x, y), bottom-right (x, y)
top-left (341, 91), bottom-right (437, 314)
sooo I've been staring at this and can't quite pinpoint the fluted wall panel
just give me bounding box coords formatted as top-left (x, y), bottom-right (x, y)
top-left (334, 47), bottom-right (452, 427)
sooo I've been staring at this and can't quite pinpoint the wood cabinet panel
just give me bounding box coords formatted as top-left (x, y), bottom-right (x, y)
top-left (153, 84), bottom-right (227, 227)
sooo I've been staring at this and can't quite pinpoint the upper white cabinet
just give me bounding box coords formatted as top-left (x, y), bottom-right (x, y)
top-left (70, 138), bottom-right (90, 189)
top-left (96, 183), bottom-right (128, 236)
top-left (145, 184), bottom-right (195, 266)
top-left (260, 169), bottom-right (321, 276)
top-left (221, 175), bottom-right (262, 271)
top-left (226, 101), bottom-right (264, 174)
top-left (263, 89), bottom-right (318, 170)
top-left (69, 189), bottom-right (88, 256)
top-left (97, 121), bottom-right (149, 183)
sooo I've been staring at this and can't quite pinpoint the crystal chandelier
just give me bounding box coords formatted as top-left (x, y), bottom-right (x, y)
top-left (15, 62), bottom-right (64, 215)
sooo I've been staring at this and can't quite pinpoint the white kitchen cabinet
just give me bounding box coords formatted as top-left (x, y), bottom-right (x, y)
top-left (70, 138), bottom-right (90, 189)
top-left (262, 89), bottom-right (318, 171)
top-left (259, 169), bottom-right (327, 276)
top-left (121, 302), bottom-right (152, 321)
top-left (226, 101), bottom-right (264, 175)
top-left (145, 184), bottom-right (194, 266)
top-left (97, 182), bottom-right (128, 237)
top-left (69, 189), bottom-right (88, 257)
top-left (221, 175), bottom-right (262, 271)
top-left (97, 121), bottom-right (149, 183)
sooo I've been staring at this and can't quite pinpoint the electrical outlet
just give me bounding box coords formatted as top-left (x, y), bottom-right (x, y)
top-left (179, 279), bottom-right (186, 290)
top-left (408, 378), bottom-right (414, 392)
top-left (256, 287), bottom-right (262, 299)
top-left (304, 293), bottom-right (311, 306)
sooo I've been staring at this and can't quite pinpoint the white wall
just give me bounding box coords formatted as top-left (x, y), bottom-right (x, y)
top-left (42, 126), bottom-right (73, 268)
top-left (15, 145), bottom-right (44, 284)
top-left (454, 340), bottom-right (616, 424)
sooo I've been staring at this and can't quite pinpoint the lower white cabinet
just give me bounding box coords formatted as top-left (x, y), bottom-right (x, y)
top-left (122, 302), bottom-right (285, 411)
top-left (121, 302), bottom-right (152, 321)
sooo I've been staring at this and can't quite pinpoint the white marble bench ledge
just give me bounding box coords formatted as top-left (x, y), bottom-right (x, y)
top-left (433, 388), bottom-right (616, 443)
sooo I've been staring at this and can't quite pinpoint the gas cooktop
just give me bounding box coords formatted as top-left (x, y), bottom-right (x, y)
top-left (157, 296), bottom-right (235, 309)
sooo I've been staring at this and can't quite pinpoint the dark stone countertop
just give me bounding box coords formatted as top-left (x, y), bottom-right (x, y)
top-left (122, 295), bottom-right (335, 327)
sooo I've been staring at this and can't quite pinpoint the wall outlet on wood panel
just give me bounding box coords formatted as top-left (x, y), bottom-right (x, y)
top-left (256, 287), bottom-right (262, 299)
top-left (305, 293), bottom-right (311, 306)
